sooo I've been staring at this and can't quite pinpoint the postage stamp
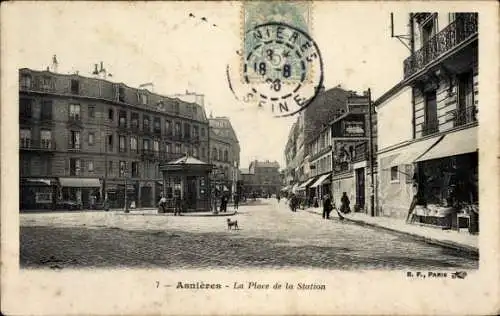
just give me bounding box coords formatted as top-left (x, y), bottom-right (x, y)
top-left (227, 1), bottom-right (322, 117)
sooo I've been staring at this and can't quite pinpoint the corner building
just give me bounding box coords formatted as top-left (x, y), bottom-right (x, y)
top-left (19, 68), bottom-right (209, 210)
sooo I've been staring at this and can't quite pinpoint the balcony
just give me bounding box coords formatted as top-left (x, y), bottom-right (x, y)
top-left (421, 118), bottom-right (439, 137)
top-left (141, 149), bottom-right (159, 160)
top-left (404, 13), bottom-right (478, 79)
top-left (20, 140), bottom-right (56, 152)
top-left (453, 106), bottom-right (477, 127)
top-left (67, 115), bottom-right (83, 128)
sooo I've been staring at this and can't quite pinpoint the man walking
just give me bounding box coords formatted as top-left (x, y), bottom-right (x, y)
top-left (322, 194), bottom-right (333, 219)
top-left (233, 193), bottom-right (239, 211)
top-left (174, 195), bottom-right (182, 216)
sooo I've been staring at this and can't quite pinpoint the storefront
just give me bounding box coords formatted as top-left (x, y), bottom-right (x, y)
top-left (309, 173), bottom-right (331, 207)
top-left (20, 178), bottom-right (58, 210)
top-left (59, 177), bottom-right (101, 209)
top-left (296, 176), bottom-right (318, 207)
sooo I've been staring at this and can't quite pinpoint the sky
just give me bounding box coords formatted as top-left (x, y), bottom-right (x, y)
top-left (6, 2), bottom-right (410, 169)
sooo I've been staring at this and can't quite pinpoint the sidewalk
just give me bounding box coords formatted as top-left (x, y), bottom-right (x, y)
top-left (113, 208), bottom-right (238, 217)
top-left (305, 207), bottom-right (479, 255)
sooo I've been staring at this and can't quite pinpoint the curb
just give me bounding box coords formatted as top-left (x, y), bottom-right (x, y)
top-left (115, 210), bottom-right (238, 217)
top-left (305, 209), bottom-right (479, 257)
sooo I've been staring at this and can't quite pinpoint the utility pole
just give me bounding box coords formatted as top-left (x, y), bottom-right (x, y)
top-left (124, 163), bottom-right (129, 213)
top-left (367, 88), bottom-right (375, 217)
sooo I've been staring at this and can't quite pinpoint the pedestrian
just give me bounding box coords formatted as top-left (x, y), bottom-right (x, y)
top-left (276, 193), bottom-right (281, 204)
top-left (340, 192), bottom-right (351, 214)
top-left (289, 194), bottom-right (298, 212)
top-left (158, 193), bottom-right (167, 214)
top-left (233, 193), bottom-right (239, 210)
top-left (220, 194), bottom-right (228, 212)
top-left (104, 197), bottom-right (110, 212)
top-left (406, 172), bottom-right (427, 223)
top-left (322, 194), bottom-right (333, 219)
top-left (174, 195), bottom-right (182, 216)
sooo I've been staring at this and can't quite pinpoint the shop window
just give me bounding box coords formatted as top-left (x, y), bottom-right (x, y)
top-left (390, 166), bottom-right (399, 183)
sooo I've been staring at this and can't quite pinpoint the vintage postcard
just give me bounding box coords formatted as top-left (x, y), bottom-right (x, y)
top-left (1, 1), bottom-right (499, 315)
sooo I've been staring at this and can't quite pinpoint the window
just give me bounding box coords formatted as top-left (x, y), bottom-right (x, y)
top-left (107, 134), bottom-right (113, 151)
top-left (131, 162), bottom-right (139, 177)
top-left (224, 150), bottom-right (229, 162)
top-left (141, 94), bottom-right (148, 105)
top-left (108, 108), bottom-right (114, 120)
top-left (131, 112), bottom-right (139, 129)
top-left (70, 158), bottom-right (81, 176)
top-left (201, 128), bottom-right (206, 137)
top-left (165, 120), bottom-right (172, 135)
top-left (130, 136), bottom-right (137, 152)
top-left (421, 16), bottom-right (435, 46)
top-left (143, 139), bottom-right (151, 151)
top-left (41, 101), bottom-right (52, 120)
top-left (193, 126), bottom-right (199, 137)
top-left (390, 166), bottom-right (399, 182)
top-left (118, 86), bottom-right (125, 102)
top-left (218, 149), bottom-right (222, 161)
top-left (153, 140), bottom-right (160, 152)
top-left (40, 76), bottom-right (53, 91)
top-left (88, 161), bottom-right (94, 172)
top-left (119, 135), bottom-right (127, 152)
top-left (423, 90), bottom-right (438, 136)
top-left (154, 117), bottom-right (161, 133)
top-left (119, 110), bottom-right (127, 127)
top-left (143, 115), bottom-right (150, 131)
top-left (71, 79), bottom-right (80, 94)
top-left (174, 122), bottom-right (181, 136)
top-left (40, 130), bottom-right (52, 149)
top-left (175, 144), bottom-right (181, 154)
top-left (201, 147), bottom-right (206, 158)
top-left (456, 71), bottom-right (475, 126)
top-left (20, 129), bottom-right (32, 148)
top-left (108, 161), bottom-right (113, 174)
top-left (21, 156), bottom-right (30, 176)
top-left (20, 98), bottom-right (33, 118)
top-left (212, 148), bottom-right (217, 160)
top-left (119, 161), bottom-right (126, 177)
top-left (184, 123), bottom-right (191, 138)
top-left (88, 132), bottom-right (94, 146)
top-left (88, 105), bottom-right (95, 118)
top-left (173, 102), bottom-right (180, 113)
top-left (69, 131), bottom-right (81, 150)
top-left (69, 104), bottom-right (81, 120)
top-left (20, 74), bottom-right (32, 89)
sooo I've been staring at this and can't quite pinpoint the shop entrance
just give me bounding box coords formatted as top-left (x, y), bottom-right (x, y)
top-left (186, 176), bottom-right (197, 209)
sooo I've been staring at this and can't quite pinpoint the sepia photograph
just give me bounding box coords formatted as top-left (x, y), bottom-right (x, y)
top-left (2, 1), bottom-right (499, 315)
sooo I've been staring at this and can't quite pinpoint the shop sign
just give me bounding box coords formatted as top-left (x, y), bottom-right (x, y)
top-left (35, 192), bottom-right (52, 203)
top-left (342, 120), bottom-right (365, 137)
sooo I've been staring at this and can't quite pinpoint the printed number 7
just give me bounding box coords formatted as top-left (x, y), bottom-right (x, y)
top-left (156, 281), bottom-right (160, 288)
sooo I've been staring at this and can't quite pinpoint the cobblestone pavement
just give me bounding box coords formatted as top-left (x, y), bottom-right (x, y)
top-left (20, 199), bottom-right (478, 270)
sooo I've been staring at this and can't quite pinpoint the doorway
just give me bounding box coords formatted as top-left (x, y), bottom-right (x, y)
top-left (186, 176), bottom-right (197, 210)
top-left (355, 168), bottom-right (366, 211)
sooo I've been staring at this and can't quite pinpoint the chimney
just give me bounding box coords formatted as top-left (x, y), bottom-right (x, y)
top-left (100, 61), bottom-right (104, 72)
top-left (92, 64), bottom-right (99, 75)
top-left (51, 55), bottom-right (58, 73)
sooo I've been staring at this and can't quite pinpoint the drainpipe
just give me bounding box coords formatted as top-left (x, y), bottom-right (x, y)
top-left (368, 88), bottom-right (375, 217)
top-left (410, 13), bottom-right (416, 140)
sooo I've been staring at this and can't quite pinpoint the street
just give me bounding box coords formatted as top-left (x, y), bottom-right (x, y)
top-left (20, 199), bottom-right (478, 270)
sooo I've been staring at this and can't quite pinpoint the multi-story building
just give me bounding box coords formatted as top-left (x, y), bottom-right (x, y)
top-left (376, 13), bottom-right (478, 229)
top-left (248, 160), bottom-right (281, 196)
top-left (19, 68), bottom-right (209, 210)
top-left (209, 116), bottom-right (240, 197)
top-left (239, 168), bottom-right (255, 197)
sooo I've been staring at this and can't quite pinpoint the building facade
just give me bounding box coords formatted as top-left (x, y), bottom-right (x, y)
top-left (19, 68), bottom-right (209, 210)
top-left (376, 13), bottom-right (478, 230)
top-left (208, 116), bottom-right (240, 197)
top-left (248, 160), bottom-right (281, 196)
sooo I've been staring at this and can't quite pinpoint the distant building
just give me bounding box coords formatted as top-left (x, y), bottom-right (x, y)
top-left (19, 68), bottom-right (209, 210)
top-left (208, 116), bottom-right (240, 197)
top-left (239, 167), bottom-right (255, 197)
top-left (248, 160), bottom-right (281, 196)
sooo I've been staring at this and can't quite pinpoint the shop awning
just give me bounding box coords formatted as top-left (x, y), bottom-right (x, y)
top-left (389, 135), bottom-right (444, 167)
top-left (310, 174), bottom-right (331, 188)
top-left (291, 183), bottom-right (299, 193)
top-left (415, 127), bottom-right (478, 162)
top-left (296, 177), bottom-right (317, 190)
top-left (26, 178), bottom-right (53, 185)
top-left (59, 177), bottom-right (101, 188)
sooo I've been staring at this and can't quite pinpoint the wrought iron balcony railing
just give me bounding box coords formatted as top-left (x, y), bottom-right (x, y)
top-left (404, 13), bottom-right (478, 78)
top-left (453, 106), bottom-right (477, 127)
top-left (20, 140), bottom-right (57, 151)
top-left (421, 118), bottom-right (440, 136)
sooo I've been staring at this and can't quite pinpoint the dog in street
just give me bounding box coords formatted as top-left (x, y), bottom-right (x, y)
top-left (227, 218), bottom-right (239, 230)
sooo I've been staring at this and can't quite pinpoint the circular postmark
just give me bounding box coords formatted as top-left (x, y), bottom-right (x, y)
top-left (227, 22), bottom-right (324, 118)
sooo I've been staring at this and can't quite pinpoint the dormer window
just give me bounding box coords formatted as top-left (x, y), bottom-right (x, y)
top-left (20, 74), bottom-right (32, 90)
top-left (141, 94), bottom-right (148, 105)
top-left (118, 86), bottom-right (125, 102)
top-left (40, 76), bottom-right (53, 91)
top-left (71, 79), bottom-right (80, 94)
